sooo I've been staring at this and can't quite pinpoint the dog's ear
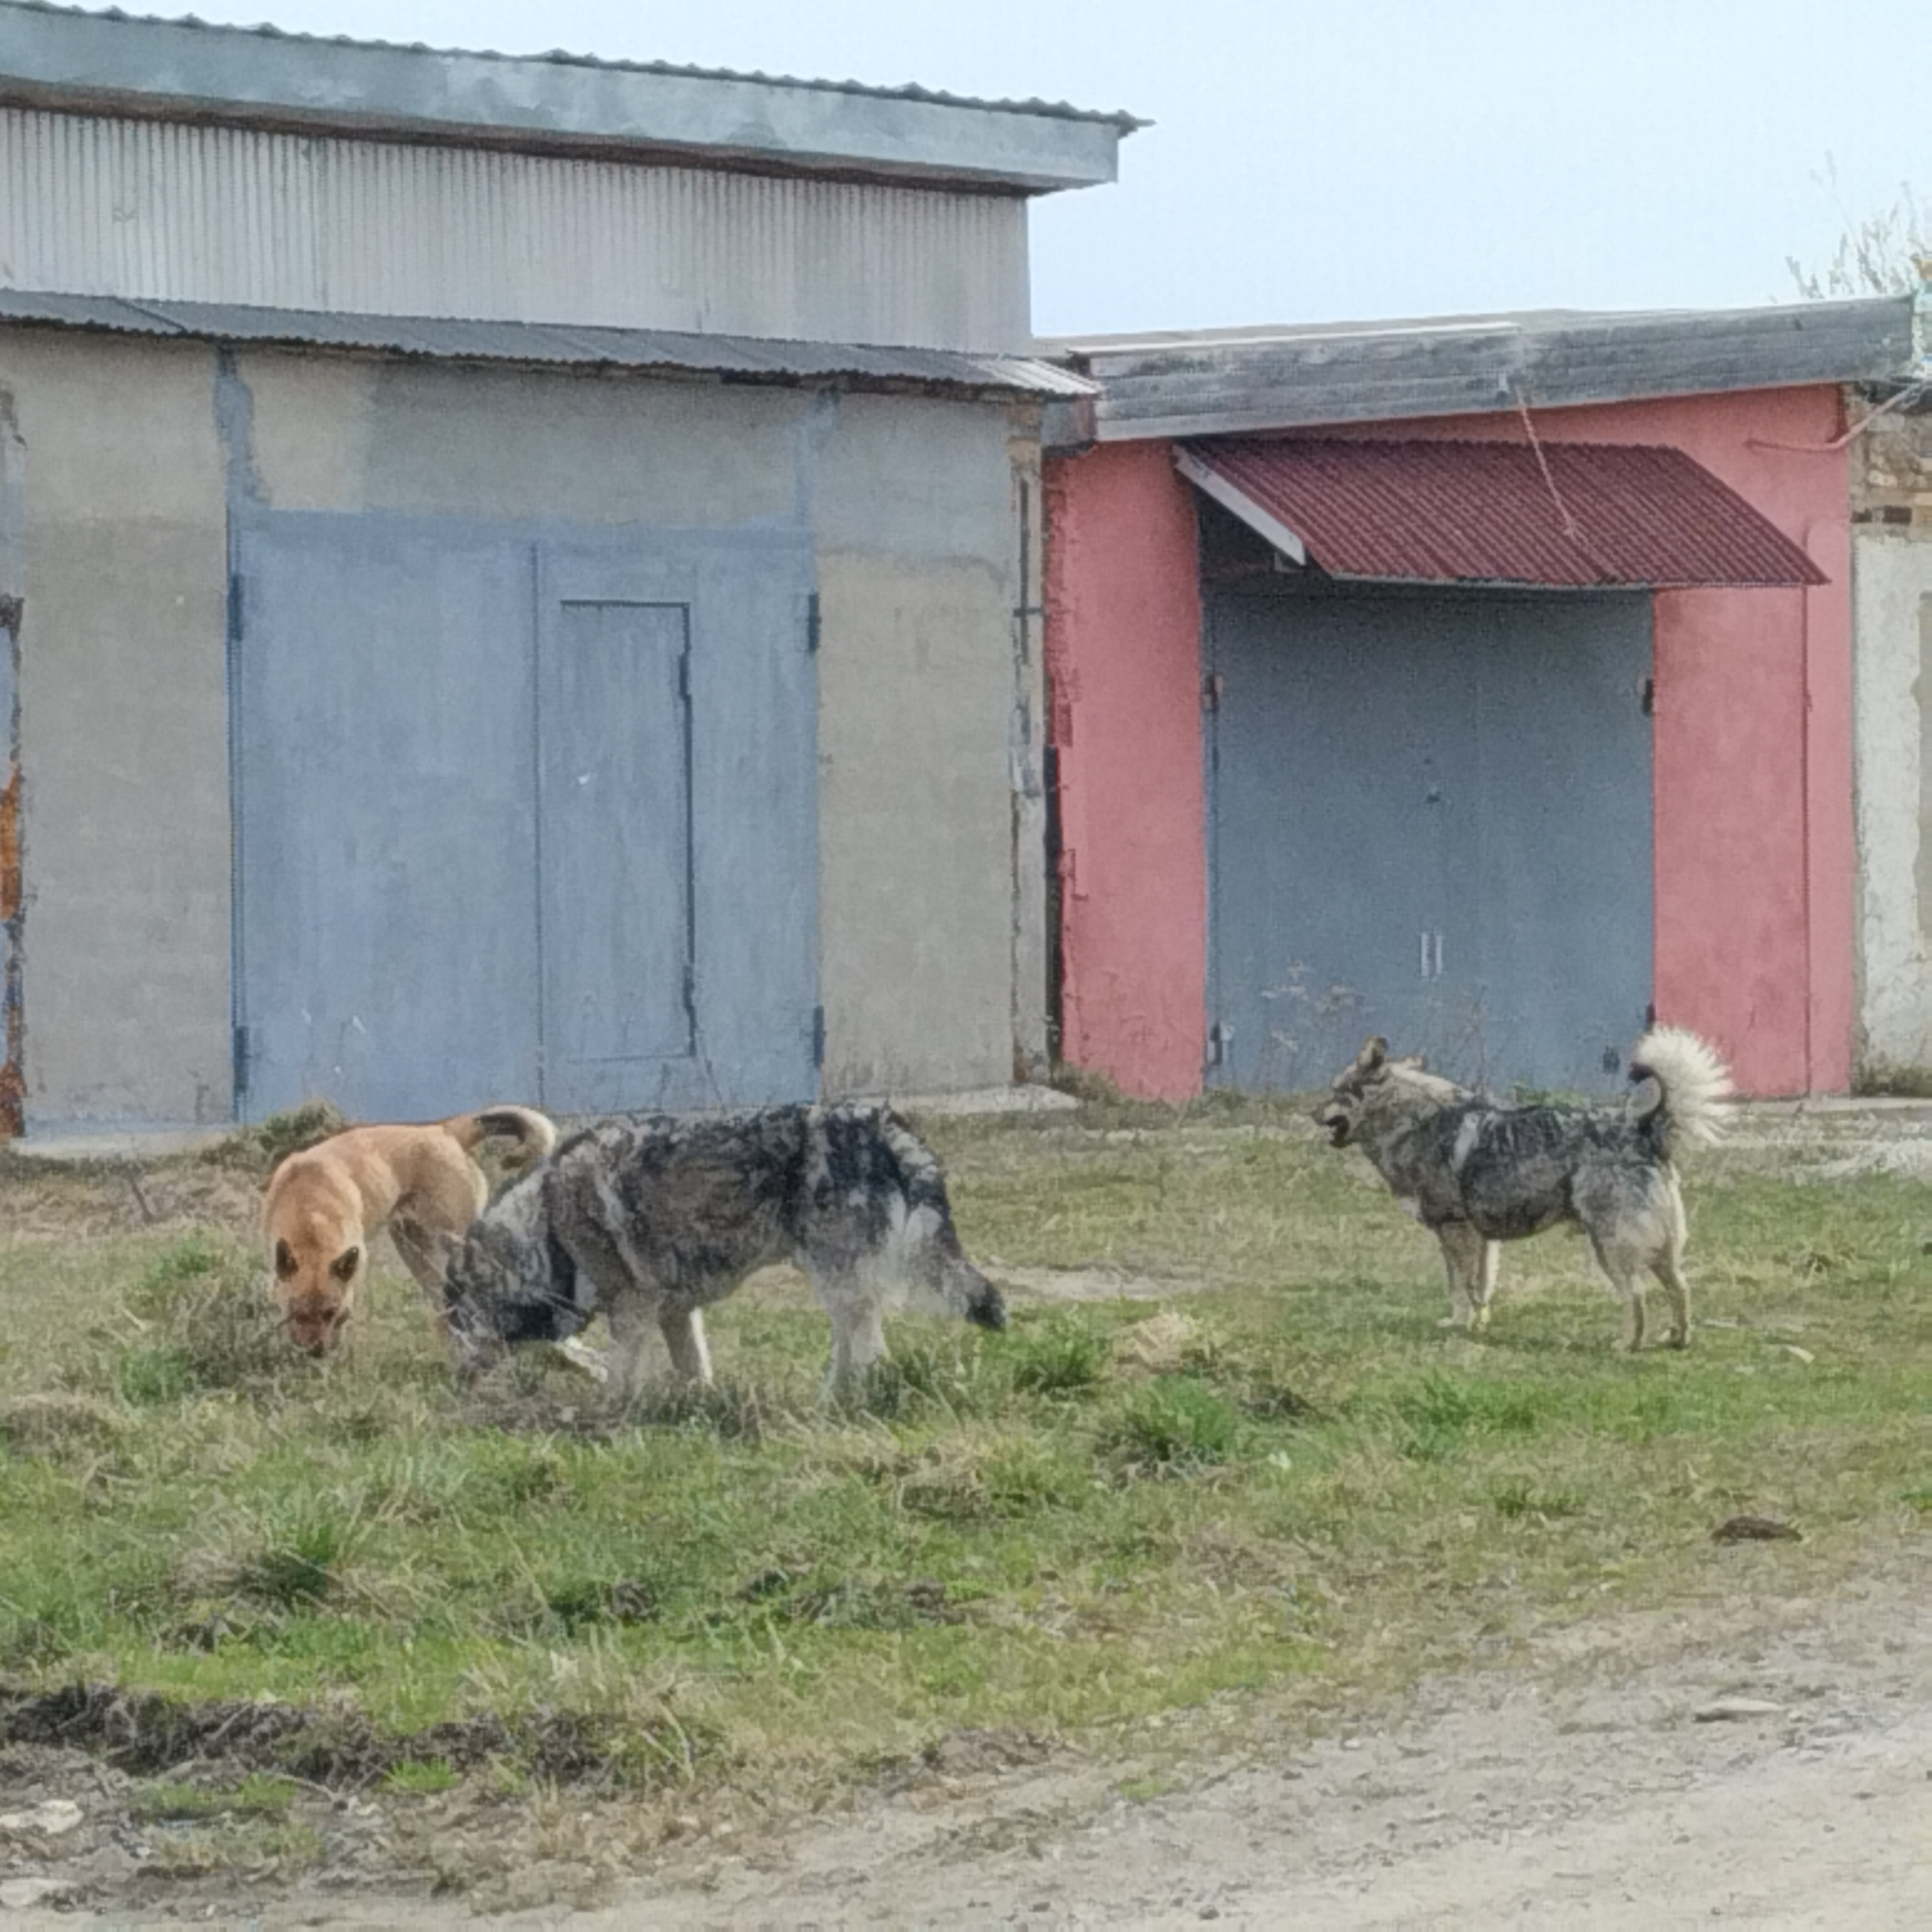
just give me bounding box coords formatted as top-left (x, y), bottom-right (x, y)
top-left (274, 1238), bottom-right (298, 1281)
top-left (1355, 1036), bottom-right (1390, 1074)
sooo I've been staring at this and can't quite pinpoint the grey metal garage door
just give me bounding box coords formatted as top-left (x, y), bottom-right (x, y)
top-left (231, 513), bottom-right (818, 1123)
top-left (1206, 579), bottom-right (1653, 1095)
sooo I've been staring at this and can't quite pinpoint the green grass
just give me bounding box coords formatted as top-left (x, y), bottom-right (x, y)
top-left (130, 1774), bottom-right (299, 1823)
top-left (0, 1117), bottom-right (1924, 1807)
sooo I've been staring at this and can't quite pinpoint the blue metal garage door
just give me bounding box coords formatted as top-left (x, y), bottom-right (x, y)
top-left (1206, 579), bottom-right (1653, 1095)
top-left (231, 514), bottom-right (818, 1123)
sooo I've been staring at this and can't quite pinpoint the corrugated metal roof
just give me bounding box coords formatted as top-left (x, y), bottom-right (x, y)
top-left (1041, 297), bottom-right (1917, 445)
top-left (0, 3), bottom-right (1139, 192)
top-left (1180, 438), bottom-right (1827, 588)
top-left (6, 0), bottom-right (1142, 126)
top-left (0, 284), bottom-right (1097, 395)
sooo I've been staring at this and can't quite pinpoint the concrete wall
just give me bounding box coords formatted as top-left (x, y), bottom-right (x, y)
top-left (0, 332), bottom-right (1035, 1124)
top-left (1852, 527), bottom-right (1932, 1075)
top-left (808, 392), bottom-right (1036, 1093)
top-left (0, 327), bottom-right (231, 1124)
top-left (1045, 386), bottom-right (1855, 1100)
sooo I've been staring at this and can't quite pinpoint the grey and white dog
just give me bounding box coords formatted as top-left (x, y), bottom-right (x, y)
top-left (1316, 1028), bottom-right (1731, 1350)
top-left (440, 1102), bottom-right (1007, 1398)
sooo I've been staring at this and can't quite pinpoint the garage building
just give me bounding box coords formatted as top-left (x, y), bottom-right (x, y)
top-left (1041, 299), bottom-right (1918, 1097)
top-left (0, 0), bottom-right (1133, 1130)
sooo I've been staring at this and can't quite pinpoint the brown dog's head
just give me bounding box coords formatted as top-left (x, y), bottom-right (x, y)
top-left (273, 1231), bottom-right (364, 1354)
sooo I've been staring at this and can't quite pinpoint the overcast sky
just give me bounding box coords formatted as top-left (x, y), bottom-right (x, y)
top-left (176, 0), bottom-right (1930, 338)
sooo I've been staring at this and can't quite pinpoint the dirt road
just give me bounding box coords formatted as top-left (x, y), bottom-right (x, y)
top-left (601, 1553), bottom-right (1929, 1929)
top-left (14, 1546), bottom-right (1911, 1928)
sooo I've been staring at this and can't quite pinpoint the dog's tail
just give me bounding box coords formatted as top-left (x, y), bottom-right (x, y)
top-left (1628, 1028), bottom-right (1731, 1150)
top-left (444, 1106), bottom-right (558, 1162)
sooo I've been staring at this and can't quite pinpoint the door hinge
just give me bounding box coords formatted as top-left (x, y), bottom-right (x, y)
top-left (806, 592), bottom-right (821, 656)
top-left (1201, 673), bottom-right (1224, 713)
top-left (681, 959), bottom-right (697, 1026)
top-left (227, 572), bottom-right (245, 641)
top-left (1206, 1021), bottom-right (1228, 1069)
top-left (811, 1004), bottom-right (826, 1069)
top-left (678, 650), bottom-right (691, 704)
top-left (231, 1023), bottom-right (251, 1096)
top-left (1640, 676), bottom-right (1655, 718)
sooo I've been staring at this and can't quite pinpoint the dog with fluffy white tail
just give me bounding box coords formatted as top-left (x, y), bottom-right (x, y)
top-left (1316, 1028), bottom-right (1732, 1350)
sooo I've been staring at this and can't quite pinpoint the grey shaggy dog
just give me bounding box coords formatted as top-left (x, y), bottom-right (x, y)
top-left (440, 1102), bottom-right (1007, 1399)
top-left (1316, 1028), bottom-right (1731, 1350)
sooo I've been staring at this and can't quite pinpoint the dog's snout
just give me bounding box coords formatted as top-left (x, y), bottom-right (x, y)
top-left (970, 1281), bottom-right (1009, 1332)
top-left (284, 1294), bottom-right (351, 1355)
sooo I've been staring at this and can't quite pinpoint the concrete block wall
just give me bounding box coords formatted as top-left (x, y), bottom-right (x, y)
top-left (1850, 399), bottom-right (1932, 1081)
top-left (0, 329), bottom-right (1040, 1126)
top-left (0, 331), bottom-right (231, 1126)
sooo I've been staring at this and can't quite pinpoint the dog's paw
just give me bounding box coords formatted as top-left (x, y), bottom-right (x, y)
top-left (553, 1336), bottom-right (611, 1384)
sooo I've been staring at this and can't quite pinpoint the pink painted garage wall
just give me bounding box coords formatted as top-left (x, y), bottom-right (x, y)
top-left (1043, 441), bottom-right (1206, 1098)
top-left (1045, 386), bottom-right (1853, 1099)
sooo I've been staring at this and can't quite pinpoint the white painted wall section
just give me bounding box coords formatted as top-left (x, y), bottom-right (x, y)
top-left (1853, 530), bottom-right (1932, 1074)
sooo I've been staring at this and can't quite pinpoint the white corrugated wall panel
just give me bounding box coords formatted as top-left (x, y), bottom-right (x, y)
top-left (0, 106), bottom-right (1032, 352)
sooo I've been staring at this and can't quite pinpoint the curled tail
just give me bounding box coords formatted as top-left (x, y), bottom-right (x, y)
top-left (1628, 1028), bottom-right (1731, 1150)
top-left (445, 1106), bottom-right (558, 1162)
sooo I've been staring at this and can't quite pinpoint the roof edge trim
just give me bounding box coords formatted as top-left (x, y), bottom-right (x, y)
top-left (0, 287), bottom-right (1101, 397)
top-left (1174, 445), bottom-right (1306, 564)
top-left (0, 0), bottom-right (1137, 192)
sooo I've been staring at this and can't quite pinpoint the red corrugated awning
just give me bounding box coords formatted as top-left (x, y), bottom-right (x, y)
top-left (1177, 437), bottom-right (1826, 588)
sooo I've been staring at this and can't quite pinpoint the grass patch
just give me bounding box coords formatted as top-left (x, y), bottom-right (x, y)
top-left (1106, 1375), bottom-right (1242, 1473)
top-left (0, 1113), bottom-right (1923, 1819)
top-left (250, 1099), bottom-right (347, 1170)
top-left (1007, 1314), bottom-right (1109, 1397)
top-left (111, 1233), bottom-right (288, 1399)
top-left (130, 1773), bottom-right (299, 1823)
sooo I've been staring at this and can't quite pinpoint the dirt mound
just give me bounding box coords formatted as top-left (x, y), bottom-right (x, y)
top-left (0, 1682), bottom-right (674, 1790)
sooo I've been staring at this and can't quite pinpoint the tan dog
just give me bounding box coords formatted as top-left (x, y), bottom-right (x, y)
top-left (264, 1108), bottom-right (557, 1353)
